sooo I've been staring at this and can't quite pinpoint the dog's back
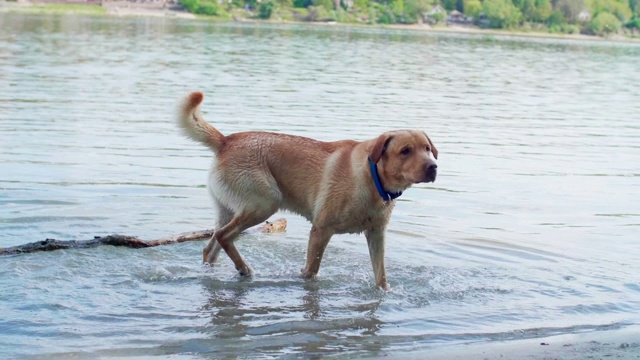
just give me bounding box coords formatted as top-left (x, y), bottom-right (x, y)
top-left (178, 92), bottom-right (365, 223)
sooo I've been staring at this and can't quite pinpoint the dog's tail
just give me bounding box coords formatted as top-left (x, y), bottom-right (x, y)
top-left (176, 92), bottom-right (225, 152)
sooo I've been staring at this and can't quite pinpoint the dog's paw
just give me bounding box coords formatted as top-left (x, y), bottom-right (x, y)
top-left (300, 268), bottom-right (316, 278)
top-left (202, 248), bottom-right (220, 265)
top-left (237, 266), bottom-right (253, 277)
top-left (378, 282), bottom-right (391, 291)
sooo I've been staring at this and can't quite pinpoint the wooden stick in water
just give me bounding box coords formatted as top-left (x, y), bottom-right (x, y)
top-left (0, 218), bottom-right (287, 255)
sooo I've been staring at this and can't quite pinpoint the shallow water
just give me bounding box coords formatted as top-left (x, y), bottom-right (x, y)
top-left (1, 13), bottom-right (639, 358)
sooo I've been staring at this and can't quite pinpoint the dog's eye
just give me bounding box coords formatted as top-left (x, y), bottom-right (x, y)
top-left (400, 147), bottom-right (411, 155)
top-left (426, 146), bottom-right (431, 152)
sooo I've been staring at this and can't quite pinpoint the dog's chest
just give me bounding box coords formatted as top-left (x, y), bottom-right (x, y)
top-left (330, 201), bottom-right (393, 234)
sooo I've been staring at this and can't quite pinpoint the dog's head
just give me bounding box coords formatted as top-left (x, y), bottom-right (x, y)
top-left (369, 130), bottom-right (438, 192)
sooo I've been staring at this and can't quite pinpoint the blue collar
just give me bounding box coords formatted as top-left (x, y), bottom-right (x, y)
top-left (368, 157), bottom-right (402, 202)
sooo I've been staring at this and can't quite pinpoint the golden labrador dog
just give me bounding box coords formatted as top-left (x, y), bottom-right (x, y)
top-left (177, 92), bottom-right (438, 289)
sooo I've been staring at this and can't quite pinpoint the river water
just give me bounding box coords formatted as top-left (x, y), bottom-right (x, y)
top-left (1, 13), bottom-right (639, 359)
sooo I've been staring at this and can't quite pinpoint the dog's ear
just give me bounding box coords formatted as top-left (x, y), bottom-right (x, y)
top-left (370, 134), bottom-right (393, 164)
top-left (425, 132), bottom-right (438, 160)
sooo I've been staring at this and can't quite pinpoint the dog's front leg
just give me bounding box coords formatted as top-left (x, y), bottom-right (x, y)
top-left (365, 227), bottom-right (389, 290)
top-left (301, 226), bottom-right (333, 278)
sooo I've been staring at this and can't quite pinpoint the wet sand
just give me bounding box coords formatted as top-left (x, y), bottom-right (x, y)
top-left (403, 324), bottom-right (640, 359)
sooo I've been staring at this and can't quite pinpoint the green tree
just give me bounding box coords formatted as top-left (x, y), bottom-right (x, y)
top-left (312, 0), bottom-right (334, 11)
top-left (307, 5), bottom-right (330, 20)
top-left (463, 0), bottom-right (482, 16)
top-left (258, 0), bottom-right (276, 18)
top-left (391, 0), bottom-right (405, 14)
top-left (404, 0), bottom-right (432, 22)
top-left (482, 0), bottom-right (523, 28)
top-left (625, 15), bottom-right (640, 33)
top-left (276, 0), bottom-right (293, 7)
top-left (589, 11), bottom-right (622, 33)
top-left (547, 9), bottom-right (567, 28)
top-left (587, 0), bottom-right (633, 22)
top-left (533, 0), bottom-right (552, 21)
top-left (378, 8), bottom-right (396, 22)
top-left (556, 0), bottom-right (586, 22)
top-left (180, 0), bottom-right (199, 13)
top-left (180, 0), bottom-right (220, 15)
top-left (353, 0), bottom-right (371, 10)
top-left (443, 0), bottom-right (457, 10)
top-left (293, 0), bottom-right (312, 7)
top-left (519, 0), bottom-right (537, 20)
top-left (197, 1), bottom-right (219, 14)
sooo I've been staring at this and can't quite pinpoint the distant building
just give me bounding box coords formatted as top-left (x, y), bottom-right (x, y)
top-left (423, 5), bottom-right (445, 24)
top-left (427, 4), bottom-right (445, 16)
top-left (578, 10), bottom-right (591, 22)
top-left (446, 9), bottom-right (473, 25)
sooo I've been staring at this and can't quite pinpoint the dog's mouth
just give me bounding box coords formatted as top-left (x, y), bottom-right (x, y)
top-left (422, 164), bottom-right (437, 183)
top-left (412, 173), bottom-right (436, 184)
top-left (422, 175), bottom-right (436, 183)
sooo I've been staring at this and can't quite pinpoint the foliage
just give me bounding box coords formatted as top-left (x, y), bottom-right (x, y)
top-left (174, 0), bottom-right (640, 37)
top-left (404, 0), bottom-right (432, 22)
top-left (587, 0), bottom-right (633, 22)
top-left (532, 0), bottom-right (552, 21)
top-left (293, 0), bottom-right (313, 7)
top-left (276, 0), bottom-right (294, 7)
top-left (330, 8), bottom-right (359, 21)
top-left (198, 1), bottom-right (220, 15)
top-left (556, 0), bottom-right (586, 22)
top-left (180, 0), bottom-right (221, 15)
top-left (547, 9), bottom-right (567, 27)
top-left (463, 0), bottom-right (482, 17)
top-left (589, 11), bottom-right (622, 33)
top-left (181, 0), bottom-right (199, 13)
top-left (391, 0), bottom-right (405, 14)
top-left (431, 11), bottom-right (446, 21)
top-left (626, 15), bottom-right (640, 31)
top-left (312, 0), bottom-right (335, 11)
top-left (258, 0), bottom-right (276, 18)
top-left (378, 8), bottom-right (396, 22)
top-left (33, 4), bottom-right (106, 14)
top-left (443, 0), bottom-right (457, 11)
top-left (307, 4), bottom-right (331, 19)
top-left (353, 0), bottom-right (371, 9)
top-left (518, 0), bottom-right (537, 20)
top-left (483, 0), bottom-right (523, 28)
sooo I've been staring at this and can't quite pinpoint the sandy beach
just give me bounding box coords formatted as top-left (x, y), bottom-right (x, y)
top-left (404, 324), bottom-right (640, 359)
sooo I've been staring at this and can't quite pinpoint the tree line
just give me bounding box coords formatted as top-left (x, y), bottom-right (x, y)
top-left (180, 0), bottom-right (640, 36)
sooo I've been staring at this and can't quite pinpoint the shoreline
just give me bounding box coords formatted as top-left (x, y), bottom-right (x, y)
top-left (2, 0), bottom-right (640, 44)
top-left (401, 323), bottom-right (640, 360)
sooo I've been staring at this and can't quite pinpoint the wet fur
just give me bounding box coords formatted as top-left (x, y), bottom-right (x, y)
top-left (176, 91), bottom-right (438, 289)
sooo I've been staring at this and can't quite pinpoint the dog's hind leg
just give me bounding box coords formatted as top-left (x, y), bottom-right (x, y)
top-left (203, 203), bottom-right (234, 265)
top-left (215, 210), bottom-right (275, 276)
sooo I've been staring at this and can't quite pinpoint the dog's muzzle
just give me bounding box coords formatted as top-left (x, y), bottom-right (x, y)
top-left (424, 164), bottom-right (437, 183)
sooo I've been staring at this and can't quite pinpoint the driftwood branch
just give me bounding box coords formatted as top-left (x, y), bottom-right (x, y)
top-left (0, 218), bottom-right (287, 256)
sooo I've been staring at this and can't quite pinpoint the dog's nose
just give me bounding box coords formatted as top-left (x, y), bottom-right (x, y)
top-left (425, 164), bottom-right (437, 182)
